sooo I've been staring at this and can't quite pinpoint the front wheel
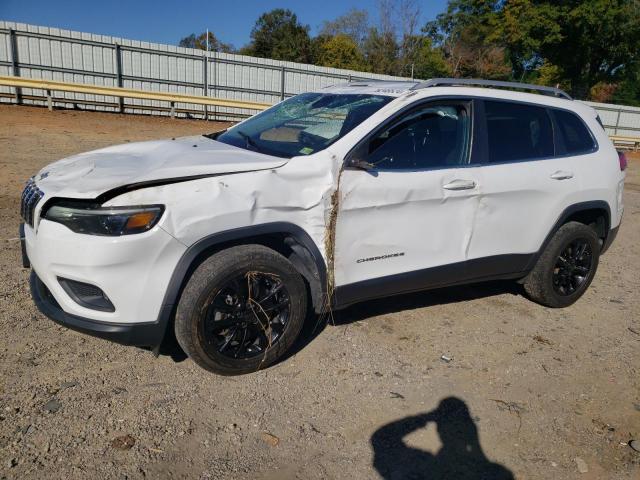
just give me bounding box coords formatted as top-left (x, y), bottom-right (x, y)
top-left (523, 221), bottom-right (600, 308)
top-left (175, 245), bottom-right (307, 375)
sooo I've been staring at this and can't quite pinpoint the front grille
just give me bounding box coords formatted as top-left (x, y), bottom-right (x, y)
top-left (20, 179), bottom-right (44, 227)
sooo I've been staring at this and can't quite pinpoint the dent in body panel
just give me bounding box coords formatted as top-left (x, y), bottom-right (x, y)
top-left (33, 136), bottom-right (288, 200)
top-left (105, 150), bottom-right (343, 282)
top-left (333, 167), bottom-right (479, 287)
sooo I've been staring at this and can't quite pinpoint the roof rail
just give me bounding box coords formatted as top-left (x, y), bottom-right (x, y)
top-left (343, 79), bottom-right (419, 87)
top-left (412, 78), bottom-right (572, 100)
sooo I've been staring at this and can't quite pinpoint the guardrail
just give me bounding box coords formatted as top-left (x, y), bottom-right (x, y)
top-left (0, 23), bottom-right (403, 120)
top-left (2, 22), bottom-right (640, 132)
top-left (0, 26), bottom-right (380, 101)
top-left (0, 75), bottom-right (270, 117)
top-left (610, 135), bottom-right (640, 152)
top-left (2, 75), bottom-right (640, 151)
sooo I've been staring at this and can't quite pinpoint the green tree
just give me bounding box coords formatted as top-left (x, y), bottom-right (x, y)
top-left (499, 0), bottom-right (640, 99)
top-left (363, 27), bottom-right (399, 75)
top-left (178, 32), bottom-right (233, 53)
top-left (497, 0), bottom-right (561, 80)
top-left (611, 63), bottom-right (640, 106)
top-left (425, 0), bottom-right (510, 79)
top-left (396, 0), bottom-right (424, 78)
top-left (242, 9), bottom-right (312, 63)
top-left (412, 37), bottom-right (452, 79)
top-left (319, 9), bottom-right (369, 48)
top-left (316, 34), bottom-right (367, 71)
top-left (531, 60), bottom-right (567, 90)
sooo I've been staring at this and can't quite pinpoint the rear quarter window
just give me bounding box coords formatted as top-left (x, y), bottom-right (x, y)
top-left (484, 100), bottom-right (555, 163)
top-left (552, 109), bottom-right (597, 155)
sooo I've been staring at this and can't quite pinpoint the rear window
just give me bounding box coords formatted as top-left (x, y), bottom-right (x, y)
top-left (553, 109), bottom-right (596, 154)
top-left (485, 100), bottom-right (554, 163)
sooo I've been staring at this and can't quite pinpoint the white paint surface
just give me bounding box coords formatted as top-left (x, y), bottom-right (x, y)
top-left (24, 86), bottom-right (625, 325)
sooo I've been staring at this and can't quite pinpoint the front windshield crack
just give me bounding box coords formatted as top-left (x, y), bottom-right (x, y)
top-left (213, 93), bottom-right (393, 158)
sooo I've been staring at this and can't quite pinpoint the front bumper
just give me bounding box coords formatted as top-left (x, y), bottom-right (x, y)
top-left (24, 218), bottom-right (186, 324)
top-left (20, 223), bottom-right (29, 268)
top-left (30, 270), bottom-right (166, 348)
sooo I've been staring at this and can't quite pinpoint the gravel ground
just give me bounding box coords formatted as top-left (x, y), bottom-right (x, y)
top-left (0, 105), bottom-right (639, 480)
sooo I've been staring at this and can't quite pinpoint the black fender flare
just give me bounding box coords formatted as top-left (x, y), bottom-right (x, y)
top-left (524, 200), bottom-right (612, 272)
top-left (153, 222), bottom-right (327, 352)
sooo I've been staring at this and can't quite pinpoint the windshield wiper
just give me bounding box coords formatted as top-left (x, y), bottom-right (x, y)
top-left (236, 130), bottom-right (260, 151)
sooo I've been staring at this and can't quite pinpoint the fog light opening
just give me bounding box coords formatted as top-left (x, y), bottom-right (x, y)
top-left (58, 277), bottom-right (115, 312)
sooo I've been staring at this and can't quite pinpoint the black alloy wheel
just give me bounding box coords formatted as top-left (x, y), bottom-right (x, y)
top-left (523, 221), bottom-right (601, 308)
top-left (201, 272), bottom-right (291, 359)
top-left (175, 244), bottom-right (307, 375)
top-left (552, 239), bottom-right (593, 296)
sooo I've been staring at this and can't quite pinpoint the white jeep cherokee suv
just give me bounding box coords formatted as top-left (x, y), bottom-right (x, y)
top-left (21, 79), bottom-right (625, 375)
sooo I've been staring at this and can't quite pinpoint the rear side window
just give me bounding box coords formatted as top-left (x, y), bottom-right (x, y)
top-left (553, 109), bottom-right (596, 154)
top-left (484, 100), bottom-right (554, 163)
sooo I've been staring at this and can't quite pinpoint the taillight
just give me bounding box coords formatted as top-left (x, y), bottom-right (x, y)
top-left (618, 151), bottom-right (628, 171)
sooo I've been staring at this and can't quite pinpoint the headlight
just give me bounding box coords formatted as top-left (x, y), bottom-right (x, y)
top-left (43, 203), bottom-right (164, 236)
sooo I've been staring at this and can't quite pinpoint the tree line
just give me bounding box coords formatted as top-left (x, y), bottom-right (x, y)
top-left (179, 0), bottom-right (640, 105)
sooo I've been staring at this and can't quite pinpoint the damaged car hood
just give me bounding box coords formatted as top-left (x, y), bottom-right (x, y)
top-left (33, 135), bottom-right (288, 199)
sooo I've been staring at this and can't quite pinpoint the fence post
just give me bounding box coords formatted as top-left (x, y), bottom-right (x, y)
top-left (9, 29), bottom-right (22, 105)
top-left (211, 54), bottom-right (217, 120)
top-left (203, 54), bottom-right (208, 121)
top-left (280, 66), bottom-right (286, 101)
top-left (614, 109), bottom-right (621, 136)
top-left (114, 43), bottom-right (124, 113)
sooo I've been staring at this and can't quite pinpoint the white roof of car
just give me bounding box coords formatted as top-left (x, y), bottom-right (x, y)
top-left (320, 81), bottom-right (419, 97)
top-left (318, 78), bottom-right (596, 118)
top-left (320, 78), bottom-right (574, 101)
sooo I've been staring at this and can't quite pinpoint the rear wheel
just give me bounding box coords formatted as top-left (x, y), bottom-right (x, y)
top-left (175, 245), bottom-right (307, 375)
top-left (523, 221), bottom-right (600, 308)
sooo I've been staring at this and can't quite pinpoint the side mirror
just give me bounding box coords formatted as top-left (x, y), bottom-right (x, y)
top-left (350, 158), bottom-right (375, 171)
top-left (347, 143), bottom-right (374, 171)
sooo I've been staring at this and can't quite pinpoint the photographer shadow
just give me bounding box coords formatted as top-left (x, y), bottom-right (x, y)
top-left (371, 397), bottom-right (514, 480)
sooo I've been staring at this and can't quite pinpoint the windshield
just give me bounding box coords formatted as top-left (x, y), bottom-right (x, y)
top-left (213, 93), bottom-right (392, 158)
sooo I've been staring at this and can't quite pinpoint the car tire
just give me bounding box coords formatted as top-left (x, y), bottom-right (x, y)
top-left (523, 221), bottom-right (600, 308)
top-left (175, 244), bottom-right (307, 375)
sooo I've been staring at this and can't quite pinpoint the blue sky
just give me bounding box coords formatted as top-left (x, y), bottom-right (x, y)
top-left (1, 0), bottom-right (448, 48)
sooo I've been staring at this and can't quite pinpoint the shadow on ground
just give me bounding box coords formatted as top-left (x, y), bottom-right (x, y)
top-left (371, 397), bottom-right (514, 480)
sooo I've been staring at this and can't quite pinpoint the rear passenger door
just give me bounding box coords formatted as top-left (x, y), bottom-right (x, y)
top-left (465, 100), bottom-right (590, 267)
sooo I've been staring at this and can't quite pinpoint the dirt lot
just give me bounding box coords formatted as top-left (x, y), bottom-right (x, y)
top-left (0, 105), bottom-right (639, 480)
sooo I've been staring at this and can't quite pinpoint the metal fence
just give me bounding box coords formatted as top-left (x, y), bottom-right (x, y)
top-left (580, 100), bottom-right (640, 137)
top-left (1, 20), bottom-right (639, 136)
top-left (0, 21), bottom-right (405, 120)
